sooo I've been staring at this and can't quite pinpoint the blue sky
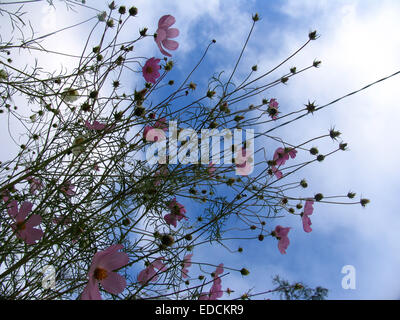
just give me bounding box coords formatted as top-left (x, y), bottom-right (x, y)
top-left (1, 0), bottom-right (400, 299)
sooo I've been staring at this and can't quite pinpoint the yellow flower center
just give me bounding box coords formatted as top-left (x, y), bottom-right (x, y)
top-left (94, 267), bottom-right (108, 280)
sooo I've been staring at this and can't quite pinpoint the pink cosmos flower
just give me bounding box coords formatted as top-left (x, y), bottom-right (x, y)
top-left (7, 200), bottom-right (43, 245)
top-left (142, 57), bottom-right (161, 84)
top-left (164, 197), bottom-right (188, 228)
top-left (81, 244), bottom-right (129, 300)
top-left (155, 15), bottom-right (179, 57)
top-left (138, 257), bottom-right (167, 285)
top-left (85, 120), bottom-right (107, 131)
top-left (60, 181), bottom-right (75, 196)
top-left (268, 98), bottom-right (279, 120)
top-left (273, 225), bottom-right (291, 254)
top-left (301, 200), bottom-right (314, 233)
top-left (26, 176), bottom-right (43, 194)
top-left (273, 147), bottom-right (289, 167)
top-left (181, 254), bottom-right (193, 279)
top-left (199, 263), bottom-right (224, 300)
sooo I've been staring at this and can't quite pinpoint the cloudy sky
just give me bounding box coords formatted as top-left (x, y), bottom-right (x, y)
top-left (1, 0), bottom-right (400, 299)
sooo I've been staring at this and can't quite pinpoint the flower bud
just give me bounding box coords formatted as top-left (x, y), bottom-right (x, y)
top-left (314, 193), bottom-right (324, 201)
top-left (360, 198), bottom-right (370, 207)
top-left (129, 6), bottom-right (138, 16)
top-left (240, 268), bottom-right (250, 276)
top-left (310, 147), bottom-right (319, 155)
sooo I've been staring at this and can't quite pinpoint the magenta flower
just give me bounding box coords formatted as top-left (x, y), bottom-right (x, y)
top-left (155, 15), bottom-right (179, 57)
top-left (164, 198), bottom-right (187, 228)
top-left (60, 181), bottom-right (75, 196)
top-left (301, 200), bottom-right (314, 233)
top-left (142, 57), bottom-right (161, 84)
top-left (85, 120), bottom-right (107, 131)
top-left (273, 225), bottom-right (291, 254)
top-left (26, 176), bottom-right (43, 194)
top-left (273, 147), bottom-right (289, 167)
top-left (138, 257), bottom-right (166, 285)
top-left (268, 98), bottom-right (279, 120)
top-left (81, 244), bottom-right (129, 300)
top-left (7, 200), bottom-right (43, 245)
top-left (181, 254), bottom-right (193, 279)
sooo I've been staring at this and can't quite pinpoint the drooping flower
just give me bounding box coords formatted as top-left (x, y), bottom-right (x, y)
top-left (60, 181), bottom-right (75, 196)
top-left (164, 198), bottom-right (187, 227)
top-left (301, 200), bottom-right (314, 233)
top-left (199, 263), bottom-right (224, 300)
top-left (287, 148), bottom-right (297, 159)
top-left (273, 225), bottom-right (291, 254)
top-left (26, 176), bottom-right (43, 194)
top-left (7, 200), bottom-right (43, 245)
top-left (81, 244), bottom-right (129, 300)
top-left (267, 98), bottom-right (279, 120)
top-left (155, 15), bottom-right (179, 57)
top-left (181, 254), bottom-right (193, 279)
top-left (137, 257), bottom-right (166, 285)
top-left (142, 57), bottom-right (161, 84)
top-left (85, 120), bottom-right (107, 131)
top-left (271, 166), bottom-right (283, 179)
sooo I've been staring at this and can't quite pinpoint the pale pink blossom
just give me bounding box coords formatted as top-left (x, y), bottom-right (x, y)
top-left (7, 200), bottom-right (43, 245)
top-left (273, 225), bottom-right (291, 254)
top-left (154, 117), bottom-right (168, 131)
top-left (85, 120), bottom-right (107, 131)
top-left (142, 57), bottom-right (161, 84)
top-left (301, 200), bottom-right (314, 233)
top-left (138, 257), bottom-right (166, 285)
top-left (81, 244), bottom-right (129, 300)
top-left (155, 15), bottom-right (179, 57)
top-left (26, 176), bottom-right (43, 194)
top-left (164, 198), bottom-right (187, 228)
top-left (181, 254), bottom-right (193, 279)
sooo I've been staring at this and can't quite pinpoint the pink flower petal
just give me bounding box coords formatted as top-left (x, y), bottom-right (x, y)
top-left (100, 271), bottom-right (126, 295)
top-left (25, 214), bottom-right (42, 228)
top-left (162, 39), bottom-right (179, 50)
top-left (158, 15), bottom-right (176, 28)
top-left (166, 28), bottom-right (179, 38)
top-left (81, 279), bottom-right (102, 300)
